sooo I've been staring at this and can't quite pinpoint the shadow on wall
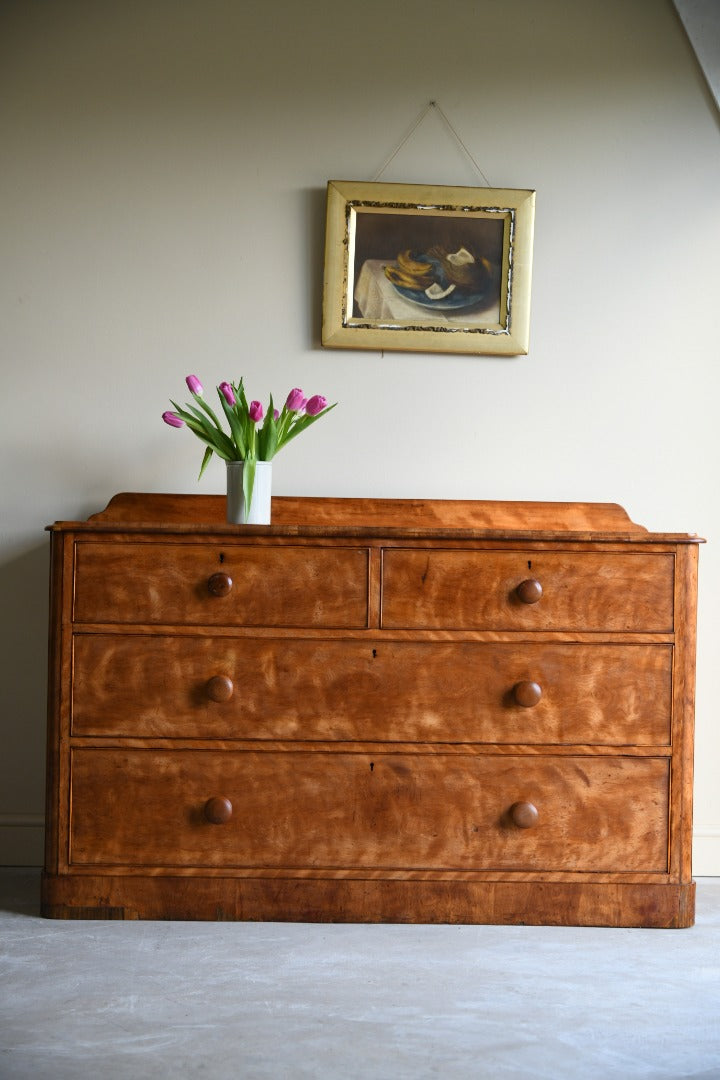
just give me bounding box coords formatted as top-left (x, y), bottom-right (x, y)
top-left (0, 544), bottom-right (51, 814)
top-left (305, 185), bottom-right (330, 350)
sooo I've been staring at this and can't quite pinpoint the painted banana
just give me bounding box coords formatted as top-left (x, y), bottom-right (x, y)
top-left (384, 264), bottom-right (433, 290)
top-left (396, 249), bottom-right (433, 276)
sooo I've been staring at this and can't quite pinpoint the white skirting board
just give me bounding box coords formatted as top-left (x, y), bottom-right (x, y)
top-left (1, 818), bottom-right (719, 875)
top-left (0, 816), bottom-right (44, 867)
top-left (693, 827), bottom-right (720, 877)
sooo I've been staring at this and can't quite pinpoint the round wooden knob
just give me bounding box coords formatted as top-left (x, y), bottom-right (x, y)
top-left (510, 801), bottom-right (539, 829)
top-left (207, 572), bottom-right (233, 597)
top-left (513, 680), bottom-right (542, 708)
top-left (206, 675), bottom-right (234, 702)
top-left (516, 578), bottom-right (543, 605)
top-left (204, 796), bottom-right (233, 825)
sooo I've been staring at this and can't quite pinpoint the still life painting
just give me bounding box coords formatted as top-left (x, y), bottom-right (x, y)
top-left (322, 180), bottom-right (535, 356)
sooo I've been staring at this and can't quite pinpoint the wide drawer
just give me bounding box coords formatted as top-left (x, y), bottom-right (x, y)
top-left (71, 634), bottom-right (673, 746)
top-left (69, 748), bottom-right (670, 873)
top-left (73, 542), bottom-right (369, 627)
top-left (381, 549), bottom-right (674, 632)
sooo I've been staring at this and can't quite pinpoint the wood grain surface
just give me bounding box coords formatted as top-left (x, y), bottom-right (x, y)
top-left (68, 748), bottom-right (670, 874)
top-left (71, 635), bottom-right (673, 746)
top-left (42, 494), bottom-right (700, 925)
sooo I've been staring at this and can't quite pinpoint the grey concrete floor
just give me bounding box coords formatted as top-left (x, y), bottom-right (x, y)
top-left (1, 871), bottom-right (719, 1080)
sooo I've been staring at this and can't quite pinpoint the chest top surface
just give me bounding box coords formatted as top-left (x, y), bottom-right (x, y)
top-left (48, 492), bottom-right (702, 544)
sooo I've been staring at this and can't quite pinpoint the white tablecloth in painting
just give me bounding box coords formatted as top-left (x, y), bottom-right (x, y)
top-left (354, 260), bottom-right (500, 327)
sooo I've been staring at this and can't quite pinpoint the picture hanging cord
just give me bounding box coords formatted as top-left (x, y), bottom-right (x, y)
top-left (371, 100), bottom-right (491, 186)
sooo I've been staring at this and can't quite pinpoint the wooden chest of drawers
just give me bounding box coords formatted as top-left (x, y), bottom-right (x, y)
top-left (42, 494), bottom-right (701, 926)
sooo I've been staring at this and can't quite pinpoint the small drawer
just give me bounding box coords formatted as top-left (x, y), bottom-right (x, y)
top-left (69, 748), bottom-right (669, 873)
top-left (73, 541), bottom-right (369, 628)
top-left (71, 634), bottom-right (673, 746)
top-left (381, 548), bottom-right (675, 632)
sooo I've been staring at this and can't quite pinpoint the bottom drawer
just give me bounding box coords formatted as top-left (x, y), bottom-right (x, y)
top-left (69, 749), bottom-right (670, 874)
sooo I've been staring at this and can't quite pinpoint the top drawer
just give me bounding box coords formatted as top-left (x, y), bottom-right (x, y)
top-left (381, 548), bottom-right (674, 632)
top-left (73, 541), bottom-right (370, 628)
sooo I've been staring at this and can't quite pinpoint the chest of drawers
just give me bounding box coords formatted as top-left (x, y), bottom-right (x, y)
top-left (42, 494), bottom-right (701, 926)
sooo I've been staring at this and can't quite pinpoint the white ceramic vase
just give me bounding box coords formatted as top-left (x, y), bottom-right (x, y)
top-left (226, 460), bottom-right (272, 524)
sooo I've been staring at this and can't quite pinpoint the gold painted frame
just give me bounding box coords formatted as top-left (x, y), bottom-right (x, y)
top-left (322, 180), bottom-right (535, 356)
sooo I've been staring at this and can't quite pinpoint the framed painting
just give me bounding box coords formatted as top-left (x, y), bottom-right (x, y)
top-left (321, 180), bottom-right (535, 356)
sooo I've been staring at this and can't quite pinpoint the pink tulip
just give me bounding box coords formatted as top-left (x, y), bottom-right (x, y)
top-left (305, 394), bottom-right (328, 416)
top-left (186, 375), bottom-right (203, 395)
top-left (219, 381), bottom-right (236, 406)
top-left (285, 387), bottom-right (307, 412)
top-left (162, 411), bottom-right (184, 428)
top-left (249, 400), bottom-right (264, 423)
top-left (273, 408), bottom-right (280, 420)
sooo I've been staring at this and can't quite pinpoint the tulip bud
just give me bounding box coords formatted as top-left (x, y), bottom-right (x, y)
top-left (162, 411), bottom-right (184, 428)
top-left (186, 375), bottom-right (203, 395)
top-left (249, 400), bottom-right (264, 423)
top-left (305, 394), bottom-right (328, 416)
top-left (285, 387), bottom-right (307, 412)
top-left (219, 381), bottom-right (236, 406)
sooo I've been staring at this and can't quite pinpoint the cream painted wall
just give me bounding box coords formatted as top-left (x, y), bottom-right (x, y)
top-left (1, 0), bottom-right (719, 870)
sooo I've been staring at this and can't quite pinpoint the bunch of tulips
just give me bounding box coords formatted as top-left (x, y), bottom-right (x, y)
top-left (163, 375), bottom-right (335, 516)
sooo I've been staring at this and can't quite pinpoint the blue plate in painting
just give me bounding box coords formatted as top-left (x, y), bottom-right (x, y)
top-left (391, 284), bottom-right (487, 312)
